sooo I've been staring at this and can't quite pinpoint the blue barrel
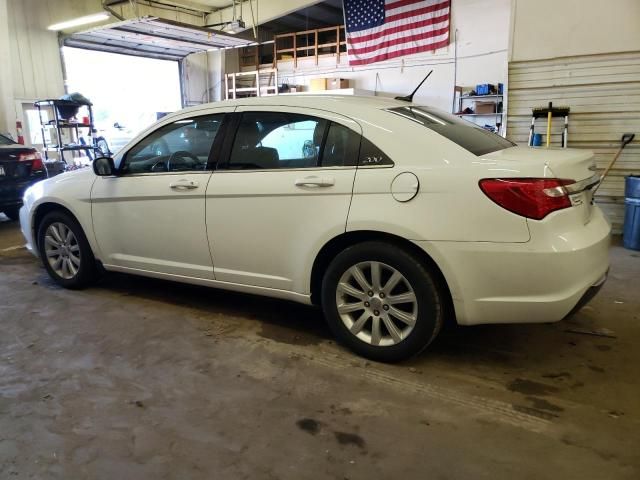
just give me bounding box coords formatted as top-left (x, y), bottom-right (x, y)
top-left (532, 133), bottom-right (542, 146)
top-left (623, 175), bottom-right (640, 250)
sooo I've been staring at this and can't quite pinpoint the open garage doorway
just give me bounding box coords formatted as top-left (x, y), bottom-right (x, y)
top-left (62, 47), bottom-right (182, 155)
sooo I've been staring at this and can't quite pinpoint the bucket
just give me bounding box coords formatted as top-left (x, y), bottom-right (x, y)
top-left (623, 175), bottom-right (640, 251)
top-left (532, 133), bottom-right (542, 147)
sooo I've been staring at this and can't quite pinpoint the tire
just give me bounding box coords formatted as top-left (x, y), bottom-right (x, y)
top-left (321, 241), bottom-right (444, 362)
top-left (37, 210), bottom-right (96, 289)
top-left (3, 206), bottom-right (20, 221)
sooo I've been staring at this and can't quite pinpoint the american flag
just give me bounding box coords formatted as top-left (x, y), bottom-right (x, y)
top-left (343, 0), bottom-right (451, 66)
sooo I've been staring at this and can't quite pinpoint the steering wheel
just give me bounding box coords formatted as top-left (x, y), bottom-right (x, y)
top-left (167, 150), bottom-right (200, 171)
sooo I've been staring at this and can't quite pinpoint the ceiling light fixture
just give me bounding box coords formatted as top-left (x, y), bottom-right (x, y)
top-left (47, 12), bottom-right (110, 31)
top-left (204, 0), bottom-right (246, 34)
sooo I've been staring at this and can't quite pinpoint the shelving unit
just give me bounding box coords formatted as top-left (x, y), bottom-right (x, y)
top-left (34, 99), bottom-right (99, 165)
top-left (454, 87), bottom-right (505, 136)
top-left (225, 68), bottom-right (278, 99)
top-left (272, 25), bottom-right (346, 68)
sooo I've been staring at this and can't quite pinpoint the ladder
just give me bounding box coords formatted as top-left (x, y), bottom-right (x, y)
top-left (528, 102), bottom-right (570, 148)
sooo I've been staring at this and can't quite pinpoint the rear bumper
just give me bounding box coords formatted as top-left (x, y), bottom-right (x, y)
top-left (564, 270), bottom-right (607, 319)
top-left (413, 207), bottom-right (611, 325)
top-left (0, 175), bottom-right (46, 209)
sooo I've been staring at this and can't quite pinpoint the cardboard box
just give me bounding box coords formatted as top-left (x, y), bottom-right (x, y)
top-left (327, 78), bottom-right (351, 90)
top-left (310, 78), bottom-right (327, 91)
top-left (475, 101), bottom-right (496, 114)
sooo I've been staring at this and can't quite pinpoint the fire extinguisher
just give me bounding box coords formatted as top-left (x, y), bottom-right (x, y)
top-left (16, 120), bottom-right (24, 144)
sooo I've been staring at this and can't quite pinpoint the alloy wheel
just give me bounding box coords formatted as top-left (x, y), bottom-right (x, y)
top-left (335, 261), bottom-right (418, 347)
top-left (44, 222), bottom-right (81, 280)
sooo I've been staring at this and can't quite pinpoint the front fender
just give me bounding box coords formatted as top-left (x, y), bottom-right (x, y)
top-left (23, 169), bottom-right (99, 259)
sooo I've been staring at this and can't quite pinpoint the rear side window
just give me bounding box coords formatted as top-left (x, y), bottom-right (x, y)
top-left (322, 123), bottom-right (360, 167)
top-left (359, 137), bottom-right (393, 166)
top-left (0, 134), bottom-right (14, 145)
top-left (387, 106), bottom-right (514, 156)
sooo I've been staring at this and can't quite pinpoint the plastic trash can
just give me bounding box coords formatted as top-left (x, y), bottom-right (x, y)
top-left (623, 175), bottom-right (640, 250)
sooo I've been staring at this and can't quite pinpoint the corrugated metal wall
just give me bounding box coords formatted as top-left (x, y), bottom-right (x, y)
top-left (507, 51), bottom-right (640, 232)
top-left (7, 0), bottom-right (66, 101)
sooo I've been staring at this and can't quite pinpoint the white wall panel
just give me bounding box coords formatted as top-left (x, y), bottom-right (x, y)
top-left (6, 0), bottom-right (82, 102)
top-left (510, 0), bottom-right (640, 62)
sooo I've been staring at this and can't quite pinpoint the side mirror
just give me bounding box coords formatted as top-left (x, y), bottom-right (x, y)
top-left (93, 156), bottom-right (116, 176)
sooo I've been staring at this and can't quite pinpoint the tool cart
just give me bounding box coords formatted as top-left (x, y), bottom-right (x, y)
top-left (34, 98), bottom-right (100, 169)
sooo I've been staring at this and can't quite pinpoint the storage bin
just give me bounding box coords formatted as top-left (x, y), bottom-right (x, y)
top-left (623, 175), bottom-right (640, 251)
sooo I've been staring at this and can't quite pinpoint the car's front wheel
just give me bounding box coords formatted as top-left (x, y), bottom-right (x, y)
top-left (37, 210), bottom-right (96, 289)
top-left (321, 241), bottom-right (445, 362)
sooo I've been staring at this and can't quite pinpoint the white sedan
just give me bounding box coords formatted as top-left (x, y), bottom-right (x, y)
top-left (19, 96), bottom-right (610, 362)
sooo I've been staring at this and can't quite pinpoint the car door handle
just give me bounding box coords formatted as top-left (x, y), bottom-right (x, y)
top-left (294, 176), bottom-right (335, 187)
top-left (169, 180), bottom-right (199, 190)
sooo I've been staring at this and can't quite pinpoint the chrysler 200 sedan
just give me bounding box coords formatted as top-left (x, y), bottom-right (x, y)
top-left (19, 96), bottom-right (610, 362)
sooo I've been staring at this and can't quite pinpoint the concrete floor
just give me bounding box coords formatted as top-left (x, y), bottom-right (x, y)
top-left (1, 214), bottom-right (639, 480)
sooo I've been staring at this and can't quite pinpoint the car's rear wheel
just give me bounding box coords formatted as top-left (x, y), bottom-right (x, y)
top-left (37, 210), bottom-right (96, 289)
top-left (321, 241), bottom-right (444, 362)
top-left (3, 206), bottom-right (20, 221)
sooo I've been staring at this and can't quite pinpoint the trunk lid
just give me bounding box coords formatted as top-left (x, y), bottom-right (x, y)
top-left (483, 146), bottom-right (599, 224)
top-left (0, 146), bottom-right (39, 181)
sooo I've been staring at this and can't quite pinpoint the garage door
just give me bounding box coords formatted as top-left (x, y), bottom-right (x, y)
top-left (507, 51), bottom-right (640, 232)
top-left (63, 16), bottom-right (251, 61)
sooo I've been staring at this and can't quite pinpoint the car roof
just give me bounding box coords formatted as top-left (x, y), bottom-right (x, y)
top-left (179, 94), bottom-right (414, 116)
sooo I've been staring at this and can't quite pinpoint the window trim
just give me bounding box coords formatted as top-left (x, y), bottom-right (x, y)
top-left (117, 112), bottom-right (230, 176)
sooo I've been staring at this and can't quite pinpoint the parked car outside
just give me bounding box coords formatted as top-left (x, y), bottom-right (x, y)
top-left (0, 133), bottom-right (61, 221)
top-left (18, 96), bottom-right (611, 361)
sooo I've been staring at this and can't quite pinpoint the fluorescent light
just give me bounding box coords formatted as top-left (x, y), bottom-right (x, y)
top-left (48, 12), bottom-right (110, 31)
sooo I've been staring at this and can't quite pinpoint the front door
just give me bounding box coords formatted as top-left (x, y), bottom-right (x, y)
top-left (206, 107), bottom-right (361, 293)
top-left (91, 112), bottom-right (228, 279)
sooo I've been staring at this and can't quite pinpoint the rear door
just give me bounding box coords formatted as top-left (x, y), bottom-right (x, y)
top-left (205, 107), bottom-right (361, 293)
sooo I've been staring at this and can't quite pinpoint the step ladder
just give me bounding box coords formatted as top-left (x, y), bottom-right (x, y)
top-left (528, 102), bottom-right (570, 148)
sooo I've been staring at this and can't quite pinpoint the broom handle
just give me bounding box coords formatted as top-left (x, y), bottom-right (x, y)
top-left (593, 133), bottom-right (635, 194)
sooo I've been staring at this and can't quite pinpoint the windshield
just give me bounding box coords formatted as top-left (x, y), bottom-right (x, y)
top-left (0, 133), bottom-right (16, 145)
top-left (387, 106), bottom-right (514, 156)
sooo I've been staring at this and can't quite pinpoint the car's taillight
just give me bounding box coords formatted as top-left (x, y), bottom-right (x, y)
top-left (479, 178), bottom-right (575, 220)
top-left (18, 151), bottom-right (43, 171)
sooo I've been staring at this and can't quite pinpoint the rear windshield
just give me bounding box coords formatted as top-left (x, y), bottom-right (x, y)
top-left (0, 134), bottom-right (15, 145)
top-left (387, 106), bottom-right (514, 156)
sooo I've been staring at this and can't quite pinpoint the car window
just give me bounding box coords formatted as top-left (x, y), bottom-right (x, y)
top-left (228, 112), bottom-right (328, 170)
top-left (358, 136), bottom-right (393, 167)
top-left (0, 133), bottom-right (15, 145)
top-left (122, 114), bottom-right (224, 174)
top-left (387, 106), bottom-right (515, 156)
top-left (321, 123), bottom-right (360, 167)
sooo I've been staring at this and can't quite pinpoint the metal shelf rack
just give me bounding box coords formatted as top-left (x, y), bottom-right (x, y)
top-left (454, 86), bottom-right (505, 136)
top-left (34, 99), bottom-right (99, 164)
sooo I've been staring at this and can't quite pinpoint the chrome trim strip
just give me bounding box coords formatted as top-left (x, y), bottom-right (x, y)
top-left (565, 173), bottom-right (601, 194)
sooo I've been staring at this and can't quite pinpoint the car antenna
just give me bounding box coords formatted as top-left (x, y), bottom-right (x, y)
top-left (395, 70), bottom-right (433, 103)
